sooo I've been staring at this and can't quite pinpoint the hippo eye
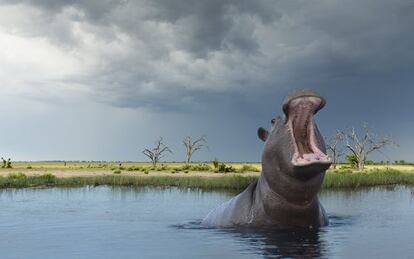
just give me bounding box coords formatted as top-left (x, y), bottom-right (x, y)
top-left (271, 118), bottom-right (276, 124)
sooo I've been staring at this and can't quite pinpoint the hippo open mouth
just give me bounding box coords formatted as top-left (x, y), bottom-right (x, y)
top-left (283, 92), bottom-right (331, 167)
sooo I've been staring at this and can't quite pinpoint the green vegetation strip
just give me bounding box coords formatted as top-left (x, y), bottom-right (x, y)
top-left (323, 169), bottom-right (414, 188)
top-left (1, 169), bottom-right (414, 190)
top-left (0, 173), bottom-right (256, 190)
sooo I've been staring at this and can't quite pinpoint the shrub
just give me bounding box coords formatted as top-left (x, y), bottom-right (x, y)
top-left (27, 165), bottom-right (32, 169)
top-left (212, 159), bottom-right (219, 169)
top-left (127, 166), bottom-right (143, 171)
top-left (113, 170), bottom-right (122, 174)
top-left (346, 154), bottom-right (358, 168)
top-left (2, 158), bottom-right (12, 168)
top-left (162, 164), bottom-right (170, 170)
top-left (191, 163), bottom-right (212, 171)
top-left (152, 164), bottom-right (171, 171)
top-left (218, 163), bottom-right (236, 173)
top-left (177, 163), bottom-right (212, 171)
top-left (180, 164), bottom-right (191, 170)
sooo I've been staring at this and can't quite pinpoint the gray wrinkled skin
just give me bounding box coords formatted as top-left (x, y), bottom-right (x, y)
top-left (202, 90), bottom-right (331, 228)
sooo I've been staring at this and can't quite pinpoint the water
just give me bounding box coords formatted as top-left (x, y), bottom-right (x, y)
top-left (0, 186), bottom-right (413, 259)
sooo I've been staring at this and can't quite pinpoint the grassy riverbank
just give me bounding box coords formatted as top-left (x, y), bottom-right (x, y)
top-left (7, 161), bottom-right (414, 172)
top-left (0, 173), bottom-right (256, 190)
top-left (1, 168), bottom-right (414, 190)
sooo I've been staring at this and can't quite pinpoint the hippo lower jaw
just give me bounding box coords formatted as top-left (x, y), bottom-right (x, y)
top-left (284, 93), bottom-right (331, 167)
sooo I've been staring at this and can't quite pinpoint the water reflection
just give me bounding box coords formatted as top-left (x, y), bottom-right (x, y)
top-left (227, 226), bottom-right (326, 258)
top-left (175, 221), bottom-right (328, 258)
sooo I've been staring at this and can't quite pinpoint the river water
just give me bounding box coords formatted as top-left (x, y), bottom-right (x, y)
top-left (0, 185), bottom-right (413, 258)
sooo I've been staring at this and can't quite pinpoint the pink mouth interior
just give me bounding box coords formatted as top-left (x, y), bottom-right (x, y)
top-left (286, 96), bottom-right (331, 166)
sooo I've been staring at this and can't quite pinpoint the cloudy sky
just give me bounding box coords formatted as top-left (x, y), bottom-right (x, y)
top-left (0, 0), bottom-right (413, 162)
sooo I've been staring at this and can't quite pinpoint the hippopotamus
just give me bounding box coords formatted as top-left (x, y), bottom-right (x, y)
top-left (202, 90), bottom-right (332, 228)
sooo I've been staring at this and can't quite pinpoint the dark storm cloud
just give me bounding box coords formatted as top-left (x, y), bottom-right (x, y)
top-left (1, 0), bottom-right (414, 162)
top-left (1, 0), bottom-right (414, 113)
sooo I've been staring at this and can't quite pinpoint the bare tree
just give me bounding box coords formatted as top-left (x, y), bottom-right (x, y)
top-left (326, 130), bottom-right (345, 169)
top-left (344, 124), bottom-right (395, 171)
top-left (142, 137), bottom-right (172, 167)
top-left (183, 136), bottom-right (207, 163)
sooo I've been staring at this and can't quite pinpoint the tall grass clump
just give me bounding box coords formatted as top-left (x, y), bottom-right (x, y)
top-left (38, 173), bottom-right (57, 185)
top-left (7, 172), bottom-right (27, 180)
top-left (0, 172), bottom-right (28, 188)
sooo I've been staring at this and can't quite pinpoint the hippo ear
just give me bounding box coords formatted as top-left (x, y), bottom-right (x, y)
top-left (257, 127), bottom-right (269, 142)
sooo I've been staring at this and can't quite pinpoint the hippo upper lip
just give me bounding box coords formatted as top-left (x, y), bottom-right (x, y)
top-left (284, 92), bottom-right (331, 167)
top-left (283, 90), bottom-right (326, 119)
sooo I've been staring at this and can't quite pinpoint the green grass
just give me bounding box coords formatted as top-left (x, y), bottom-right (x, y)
top-left (0, 173), bottom-right (256, 190)
top-left (323, 169), bottom-right (414, 188)
top-left (1, 169), bottom-right (414, 190)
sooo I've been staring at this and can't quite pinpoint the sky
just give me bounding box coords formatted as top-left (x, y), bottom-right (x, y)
top-left (0, 0), bottom-right (413, 162)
